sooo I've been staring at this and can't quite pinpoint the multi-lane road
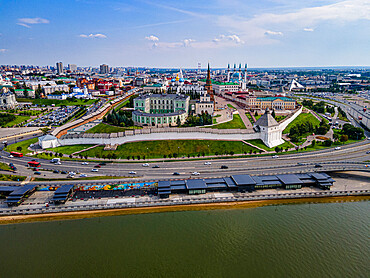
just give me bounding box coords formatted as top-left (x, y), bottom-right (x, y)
top-left (1, 139), bottom-right (369, 184)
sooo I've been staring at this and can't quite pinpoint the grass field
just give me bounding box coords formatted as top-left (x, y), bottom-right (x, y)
top-left (3, 115), bottom-right (30, 127)
top-left (6, 138), bottom-right (38, 154)
top-left (17, 98), bottom-right (97, 106)
top-left (207, 114), bottom-right (246, 129)
top-left (79, 140), bottom-right (259, 159)
top-left (48, 144), bottom-right (95, 155)
top-left (282, 112), bottom-right (320, 134)
top-left (114, 98), bottom-right (130, 111)
top-left (246, 139), bottom-right (294, 151)
top-left (85, 123), bottom-right (142, 133)
top-left (0, 174), bottom-right (26, 182)
top-left (0, 162), bottom-right (11, 171)
top-left (227, 104), bottom-right (237, 109)
top-left (245, 113), bottom-right (254, 124)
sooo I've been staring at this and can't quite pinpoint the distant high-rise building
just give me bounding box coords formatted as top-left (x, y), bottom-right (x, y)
top-left (68, 64), bottom-right (77, 72)
top-left (100, 64), bottom-right (109, 74)
top-left (56, 62), bottom-right (63, 74)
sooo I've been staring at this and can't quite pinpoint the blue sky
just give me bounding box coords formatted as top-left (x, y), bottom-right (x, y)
top-left (0, 0), bottom-right (369, 68)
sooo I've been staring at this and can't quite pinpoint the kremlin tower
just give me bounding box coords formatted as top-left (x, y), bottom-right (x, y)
top-left (204, 63), bottom-right (214, 102)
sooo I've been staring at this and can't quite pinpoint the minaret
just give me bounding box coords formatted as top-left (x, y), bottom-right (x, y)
top-left (233, 63), bottom-right (236, 72)
top-left (227, 63), bottom-right (230, 82)
top-left (239, 63), bottom-right (242, 81)
top-left (244, 63), bottom-right (247, 83)
top-left (205, 62), bottom-right (214, 102)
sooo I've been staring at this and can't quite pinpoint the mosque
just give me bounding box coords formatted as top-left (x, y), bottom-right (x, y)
top-left (227, 63), bottom-right (248, 90)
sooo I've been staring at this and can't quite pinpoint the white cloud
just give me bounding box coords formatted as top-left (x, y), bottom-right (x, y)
top-left (145, 35), bottom-right (159, 42)
top-left (182, 38), bottom-right (195, 47)
top-left (0, 49), bottom-right (7, 53)
top-left (79, 33), bottom-right (107, 39)
top-left (227, 34), bottom-right (242, 43)
top-left (264, 30), bottom-right (283, 36)
top-left (217, 0), bottom-right (370, 44)
top-left (17, 17), bottom-right (49, 28)
top-left (303, 28), bottom-right (314, 32)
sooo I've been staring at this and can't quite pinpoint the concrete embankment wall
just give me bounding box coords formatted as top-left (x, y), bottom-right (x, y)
top-left (58, 131), bottom-right (261, 146)
top-left (279, 106), bottom-right (303, 131)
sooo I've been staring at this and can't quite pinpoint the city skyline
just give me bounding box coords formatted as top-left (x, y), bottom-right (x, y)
top-left (0, 0), bottom-right (369, 68)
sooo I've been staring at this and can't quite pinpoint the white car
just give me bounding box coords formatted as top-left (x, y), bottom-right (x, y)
top-left (204, 162), bottom-right (212, 165)
top-left (79, 174), bottom-right (87, 177)
top-left (55, 162), bottom-right (61, 165)
top-left (272, 155), bottom-right (279, 158)
top-left (68, 171), bottom-right (76, 176)
top-left (334, 147), bottom-right (341, 150)
top-left (81, 162), bottom-right (89, 165)
top-left (91, 168), bottom-right (98, 172)
top-left (192, 172), bottom-right (200, 176)
top-left (9, 155), bottom-right (13, 158)
top-left (142, 163), bottom-right (149, 167)
top-left (129, 171), bottom-right (137, 174)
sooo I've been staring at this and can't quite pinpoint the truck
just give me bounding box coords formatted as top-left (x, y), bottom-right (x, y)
top-left (50, 158), bottom-right (61, 163)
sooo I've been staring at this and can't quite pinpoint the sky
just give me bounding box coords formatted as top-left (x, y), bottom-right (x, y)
top-left (0, 0), bottom-right (369, 68)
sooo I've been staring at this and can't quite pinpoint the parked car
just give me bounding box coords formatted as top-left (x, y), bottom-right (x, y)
top-left (91, 168), bottom-right (99, 172)
top-left (173, 172), bottom-right (180, 176)
top-left (142, 163), bottom-right (149, 167)
top-left (192, 172), bottom-right (200, 176)
top-left (204, 162), bottom-right (212, 165)
top-left (220, 165), bottom-right (228, 169)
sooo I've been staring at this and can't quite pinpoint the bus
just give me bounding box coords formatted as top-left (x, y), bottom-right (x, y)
top-left (28, 161), bottom-right (40, 167)
top-left (10, 152), bottom-right (23, 157)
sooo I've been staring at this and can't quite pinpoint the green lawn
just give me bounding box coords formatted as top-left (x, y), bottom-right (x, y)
top-left (0, 174), bottom-right (26, 181)
top-left (6, 138), bottom-right (38, 154)
top-left (246, 139), bottom-right (294, 151)
top-left (227, 104), bottom-right (237, 109)
top-left (17, 98), bottom-right (97, 106)
top-left (246, 113), bottom-right (254, 124)
top-left (80, 140), bottom-right (259, 159)
top-left (0, 162), bottom-right (11, 171)
top-left (114, 98), bottom-right (130, 111)
top-left (3, 115), bottom-right (30, 127)
top-left (275, 115), bottom-right (287, 122)
top-left (207, 114), bottom-right (246, 129)
top-left (85, 123), bottom-right (142, 133)
top-left (48, 144), bottom-right (95, 155)
top-left (282, 112), bottom-right (320, 134)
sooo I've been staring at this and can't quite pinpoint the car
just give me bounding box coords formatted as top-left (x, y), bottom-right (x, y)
top-left (272, 155), bottom-right (279, 158)
top-left (152, 165), bottom-right (160, 168)
top-left (34, 171), bottom-right (41, 175)
top-left (192, 172), bottom-right (200, 175)
top-left (94, 165), bottom-right (101, 168)
top-left (173, 172), bottom-right (180, 175)
top-left (366, 151), bottom-right (370, 154)
top-left (129, 171), bottom-right (137, 174)
top-left (91, 168), bottom-right (99, 172)
top-left (99, 162), bottom-right (106, 166)
top-left (142, 163), bottom-right (149, 167)
top-left (9, 155), bottom-right (13, 158)
top-left (204, 162), bottom-right (212, 165)
top-left (220, 165), bottom-right (228, 169)
top-left (69, 171), bottom-right (76, 176)
top-left (81, 162), bottom-right (89, 165)
top-left (55, 161), bottom-right (61, 165)
top-left (67, 175), bottom-right (74, 179)
top-left (334, 147), bottom-right (341, 150)
top-left (61, 171), bottom-right (67, 174)
top-left (79, 174), bottom-right (87, 177)
top-left (297, 163), bottom-right (305, 166)
top-left (315, 164), bottom-right (323, 168)
top-left (53, 170), bottom-right (59, 173)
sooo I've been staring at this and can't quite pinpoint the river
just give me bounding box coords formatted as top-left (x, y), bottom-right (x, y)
top-left (0, 200), bottom-right (369, 277)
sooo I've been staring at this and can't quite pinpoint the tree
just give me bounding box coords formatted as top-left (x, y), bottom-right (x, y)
top-left (324, 139), bottom-right (333, 147)
top-left (275, 146), bottom-right (281, 153)
top-left (340, 134), bottom-right (348, 142)
top-left (271, 109), bottom-right (276, 119)
top-left (16, 146), bottom-right (22, 151)
top-left (311, 140), bottom-right (316, 147)
top-left (176, 116), bottom-right (181, 127)
top-left (254, 111), bottom-right (258, 117)
top-left (333, 133), bottom-right (339, 141)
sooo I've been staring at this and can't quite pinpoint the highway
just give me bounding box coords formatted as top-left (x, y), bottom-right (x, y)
top-left (1, 139), bottom-right (369, 184)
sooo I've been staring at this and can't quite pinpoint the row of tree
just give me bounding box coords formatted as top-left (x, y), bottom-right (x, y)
top-left (103, 109), bottom-right (134, 127)
top-left (181, 111), bottom-right (212, 127)
top-left (289, 119), bottom-right (330, 142)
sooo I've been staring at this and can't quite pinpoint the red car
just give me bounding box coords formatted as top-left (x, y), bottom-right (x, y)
top-left (94, 165), bottom-right (101, 168)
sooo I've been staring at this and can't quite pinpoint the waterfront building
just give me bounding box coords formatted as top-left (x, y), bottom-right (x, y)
top-left (133, 93), bottom-right (190, 126)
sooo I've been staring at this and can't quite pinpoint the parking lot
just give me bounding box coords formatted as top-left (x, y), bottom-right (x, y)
top-left (26, 106), bottom-right (80, 127)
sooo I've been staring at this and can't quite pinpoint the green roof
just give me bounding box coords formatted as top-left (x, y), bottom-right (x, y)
top-left (256, 97), bottom-right (294, 101)
top-left (145, 84), bottom-right (163, 87)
